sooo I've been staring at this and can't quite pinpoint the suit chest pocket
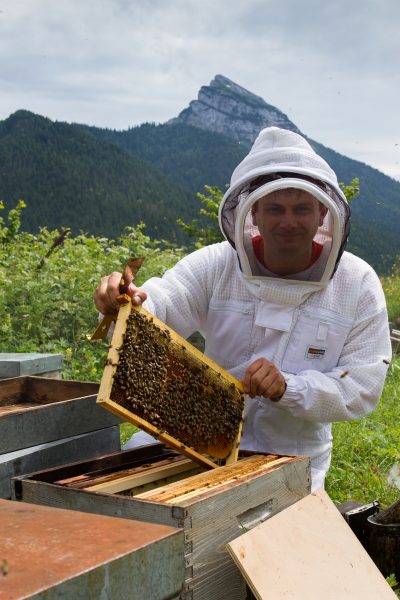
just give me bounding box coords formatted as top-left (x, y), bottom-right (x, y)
top-left (205, 300), bottom-right (254, 369)
top-left (281, 309), bottom-right (353, 374)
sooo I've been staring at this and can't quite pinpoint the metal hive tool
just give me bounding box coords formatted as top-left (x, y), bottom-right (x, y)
top-left (97, 300), bottom-right (245, 468)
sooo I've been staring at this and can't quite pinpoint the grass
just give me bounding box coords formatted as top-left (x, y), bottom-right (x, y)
top-left (120, 421), bottom-right (138, 447)
top-left (326, 355), bottom-right (400, 596)
top-left (326, 356), bottom-right (400, 508)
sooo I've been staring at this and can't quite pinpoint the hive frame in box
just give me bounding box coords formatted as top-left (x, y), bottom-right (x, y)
top-left (97, 301), bottom-right (245, 469)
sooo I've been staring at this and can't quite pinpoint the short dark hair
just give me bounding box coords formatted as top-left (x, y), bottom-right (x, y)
top-left (249, 173), bottom-right (327, 216)
top-left (247, 172), bottom-right (326, 195)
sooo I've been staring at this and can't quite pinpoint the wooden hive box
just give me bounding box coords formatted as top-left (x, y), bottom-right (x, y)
top-left (12, 443), bottom-right (311, 600)
top-left (0, 427), bottom-right (121, 499)
top-left (0, 498), bottom-right (184, 600)
top-left (0, 376), bottom-right (121, 453)
top-left (0, 376), bottom-right (122, 499)
top-left (0, 352), bottom-right (63, 379)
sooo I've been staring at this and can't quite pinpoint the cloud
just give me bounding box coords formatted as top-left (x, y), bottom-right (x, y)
top-left (0, 0), bottom-right (399, 178)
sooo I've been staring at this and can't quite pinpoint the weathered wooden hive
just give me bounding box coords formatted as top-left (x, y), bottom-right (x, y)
top-left (0, 498), bottom-right (184, 600)
top-left (0, 376), bottom-right (121, 498)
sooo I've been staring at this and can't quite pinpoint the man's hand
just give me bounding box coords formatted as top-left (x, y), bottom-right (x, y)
top-left (243, 358), bottom-right (286, 401)
top-left (93, 271), bottom-right (147, 315)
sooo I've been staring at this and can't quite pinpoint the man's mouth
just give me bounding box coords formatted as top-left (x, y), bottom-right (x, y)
top-left (276, 232), bottom-right (302, 239)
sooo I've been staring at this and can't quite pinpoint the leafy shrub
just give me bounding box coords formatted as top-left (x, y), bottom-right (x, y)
top-left (381, 259), bottom-right (400, 323)
top-left (0, 201), bottom-right (185, 380)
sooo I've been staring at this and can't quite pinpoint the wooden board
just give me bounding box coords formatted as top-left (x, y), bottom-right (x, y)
top-left (135, 454), bottom-right (288, 503)
top-left (227, 489), bottom-right (397, 600)
top-left (57, 455), bottom-right (204, 494)
top-left (97, 301), bottom-right (245, 468)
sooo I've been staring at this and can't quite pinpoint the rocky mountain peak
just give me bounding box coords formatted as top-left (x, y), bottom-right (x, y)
top-left (168, 74), bottom-right (301, 145)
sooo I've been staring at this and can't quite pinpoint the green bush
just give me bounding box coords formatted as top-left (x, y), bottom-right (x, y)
top-left (0, 201), bottom-right (185, 380)
top-left (381, 259), bottom-right (400, 323)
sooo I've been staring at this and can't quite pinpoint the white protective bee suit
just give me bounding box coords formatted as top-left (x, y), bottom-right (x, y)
top-left (131, 127), bottom-right (392, 491)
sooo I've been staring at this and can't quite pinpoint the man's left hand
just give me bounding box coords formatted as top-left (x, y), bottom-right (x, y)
top-left (243, 358), bottom-right (286, 401)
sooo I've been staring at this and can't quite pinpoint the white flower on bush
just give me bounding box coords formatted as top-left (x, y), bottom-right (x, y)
top-left (388, 463), bottom-right (400, 489)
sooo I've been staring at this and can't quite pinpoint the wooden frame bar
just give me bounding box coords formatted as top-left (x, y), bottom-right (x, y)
top-left (54, 455), bottom-right (203, 495)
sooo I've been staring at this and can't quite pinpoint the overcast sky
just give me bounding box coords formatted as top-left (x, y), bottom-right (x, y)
top-left (1, 0), bottom-right (399, 181)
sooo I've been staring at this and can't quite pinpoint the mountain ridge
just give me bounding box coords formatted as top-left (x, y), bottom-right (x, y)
top-left (168, 74), bottom-right (301, 144)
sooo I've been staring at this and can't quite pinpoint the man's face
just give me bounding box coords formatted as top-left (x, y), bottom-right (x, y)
top-left (252, 189), bottom-right (328, 257)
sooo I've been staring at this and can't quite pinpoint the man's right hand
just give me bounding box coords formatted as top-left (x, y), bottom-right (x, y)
top-left (93, 271), bottom-right (148, 315)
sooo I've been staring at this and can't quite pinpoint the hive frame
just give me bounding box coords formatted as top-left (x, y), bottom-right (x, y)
top-left (97, 301), bottom-right (245, 469)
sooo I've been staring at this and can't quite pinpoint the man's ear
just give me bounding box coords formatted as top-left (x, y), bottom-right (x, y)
top-left (319, 205), bottom-right (328, 226)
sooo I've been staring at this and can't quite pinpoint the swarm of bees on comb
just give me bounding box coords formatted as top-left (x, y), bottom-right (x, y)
top-left (109, 306), bottom-right (245, 460)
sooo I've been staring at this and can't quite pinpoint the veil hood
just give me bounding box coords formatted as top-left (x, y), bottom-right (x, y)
top-left (218, 127), bottom-right (350, 305)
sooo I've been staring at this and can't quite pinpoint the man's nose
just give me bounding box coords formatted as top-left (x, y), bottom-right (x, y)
top-left (280, 211), bottom-right (297, 228)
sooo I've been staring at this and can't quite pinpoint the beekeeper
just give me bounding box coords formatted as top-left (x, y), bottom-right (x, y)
top-left (94, 127), bottom-right (391, 491)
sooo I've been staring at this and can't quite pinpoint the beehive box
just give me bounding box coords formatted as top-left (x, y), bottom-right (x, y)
top-left (0, 498), bottom-right (184, 600)
top-left (0, 376), bottom-right (121, 453)
top-left (0, 376), bottom-right (122, 498)
top-left (0, 352), bottom-right (63, 379)
top-left (0, 427), bottom-right (120, 499)
top-left (12, 443), bottom-right (311, 600)
top-left (97, 302), bottom-right (245, 468)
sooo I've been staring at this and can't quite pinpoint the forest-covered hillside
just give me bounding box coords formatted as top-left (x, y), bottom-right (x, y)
top-left (78, 121), bottom-right (248, 195)
top-left (0, 110), bottom-right (194, 241)
top-left (80, 121), bottom-right (400, 272)
top-left (1, 108), bottom-right (399, 272)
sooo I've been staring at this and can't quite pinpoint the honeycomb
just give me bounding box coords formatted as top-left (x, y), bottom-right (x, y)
top-left (109, 305), bottom-right (245, 460)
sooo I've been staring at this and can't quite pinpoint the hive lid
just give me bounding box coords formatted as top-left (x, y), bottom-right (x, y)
top-left (97, 301), bottom-right (245, 469)
top-left (0, 352), bottom-right (63, 377)
top-left (226, 489), bottom-right (397, 600)
top-left (0, 498), bottom-right (183, 599)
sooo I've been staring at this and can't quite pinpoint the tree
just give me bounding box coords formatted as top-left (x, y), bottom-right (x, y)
top-left (0, 199), bottom-right (26, 243)
top-left (177, 185), bottom-right (224, 248)
top-left (339, 177), bottom-right (359, 204)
